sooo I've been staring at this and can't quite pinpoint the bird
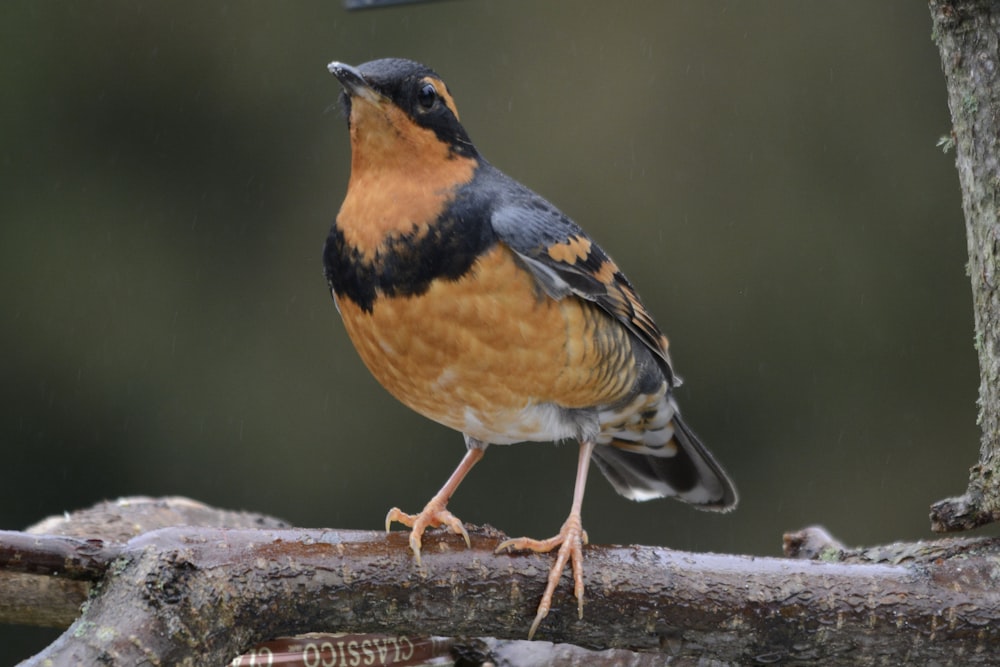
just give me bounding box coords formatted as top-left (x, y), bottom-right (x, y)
top-left (323, 57), bottom-right (737, 639)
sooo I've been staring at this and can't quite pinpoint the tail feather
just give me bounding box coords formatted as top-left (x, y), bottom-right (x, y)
top-left (591, 414), bottom-right (737, 511)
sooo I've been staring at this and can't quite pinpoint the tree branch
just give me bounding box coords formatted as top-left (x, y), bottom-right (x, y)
top-left (6, 515), bottom-right (998, 666)
top-left (0, 496), bottom-right (289, 628)
top-left (928, 0), bottom-right (1000, 531)
top-left (0, 532), bottom-right (121, 580)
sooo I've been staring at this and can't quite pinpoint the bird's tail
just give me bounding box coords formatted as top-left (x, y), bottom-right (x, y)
top-left (591, 409), bottom-right (737, 511)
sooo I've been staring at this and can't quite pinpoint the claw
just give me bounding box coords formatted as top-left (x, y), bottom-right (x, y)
top-left (383, 446), bottom-right (485, 565)
top-left (496, 512), bottom-right (587, 640)
top-left (386, 505), bottom-right (470, 565)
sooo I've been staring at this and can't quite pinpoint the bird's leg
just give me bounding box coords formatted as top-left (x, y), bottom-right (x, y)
top-left (385, 442), bottom-right (486, 565)
top-left (496, 439), bottom-right (595, 639)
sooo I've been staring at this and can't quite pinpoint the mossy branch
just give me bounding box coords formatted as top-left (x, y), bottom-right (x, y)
top-left (928, 0), bottom-right (1000, 531)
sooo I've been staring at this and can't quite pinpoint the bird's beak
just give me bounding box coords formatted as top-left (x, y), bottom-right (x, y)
top-left (328, 61), bottom-right (383, 105)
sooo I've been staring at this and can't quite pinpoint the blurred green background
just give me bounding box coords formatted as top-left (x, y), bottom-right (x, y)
top-left (0, 0), bottom-right (984, 660)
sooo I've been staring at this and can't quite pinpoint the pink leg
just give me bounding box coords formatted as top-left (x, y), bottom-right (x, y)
top-left (496, 439), bottom-right (595, 639)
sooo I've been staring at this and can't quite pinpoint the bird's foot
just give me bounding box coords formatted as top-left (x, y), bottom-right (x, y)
top-left (385, 501), bottom-right (470, 566)
top-left (496, 513), bottom-right (588, 639)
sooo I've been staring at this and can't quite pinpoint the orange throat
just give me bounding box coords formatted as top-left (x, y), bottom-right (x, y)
top-left (336, 99), bottom-right (477, 257)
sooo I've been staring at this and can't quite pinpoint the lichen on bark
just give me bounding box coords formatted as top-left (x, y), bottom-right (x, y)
top-left (928, 0), bottom-right (1000, 532)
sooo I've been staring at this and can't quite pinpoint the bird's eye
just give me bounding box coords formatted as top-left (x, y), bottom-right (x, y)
top-left (417, 83), bottom-right (437, 110)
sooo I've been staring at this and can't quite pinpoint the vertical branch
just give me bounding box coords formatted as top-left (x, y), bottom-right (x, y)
top-left (929, 0), bottom-right (1000, 532)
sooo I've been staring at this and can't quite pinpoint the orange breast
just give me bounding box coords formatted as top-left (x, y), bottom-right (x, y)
top-left (335, 244), bottom-right (639, 443)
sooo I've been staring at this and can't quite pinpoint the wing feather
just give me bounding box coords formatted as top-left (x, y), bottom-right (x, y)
top-left (490, 194), bottom-right (676, 385)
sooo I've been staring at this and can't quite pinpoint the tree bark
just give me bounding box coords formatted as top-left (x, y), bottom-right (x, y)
top-left (928, 0), bottom-right (1000, 532)
top-left (3, 504), bottom-right (1000, 667)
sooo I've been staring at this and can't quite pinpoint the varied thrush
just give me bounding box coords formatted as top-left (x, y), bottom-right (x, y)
top-left (324, 58), bottom-right (737, 639)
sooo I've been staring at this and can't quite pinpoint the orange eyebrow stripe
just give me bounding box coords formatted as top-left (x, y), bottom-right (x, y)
top-left (424, 76), bottom-right (461, 121)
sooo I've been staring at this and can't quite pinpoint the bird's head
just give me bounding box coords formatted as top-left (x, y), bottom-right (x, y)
top-left (328, 58), bottom-right (477, 162)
